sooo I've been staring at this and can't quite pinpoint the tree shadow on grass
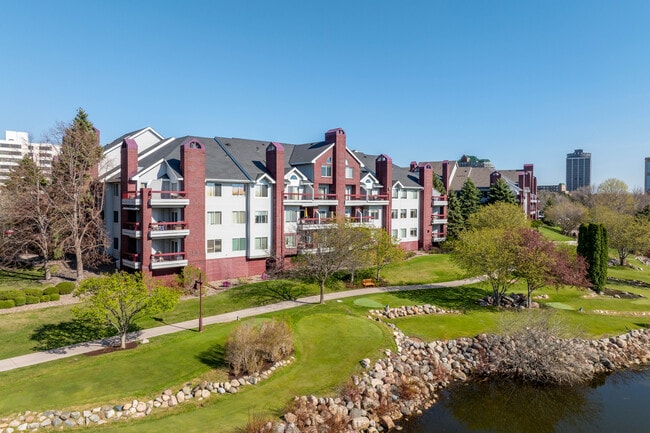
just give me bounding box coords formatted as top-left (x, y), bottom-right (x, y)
top-left (196, 343), bottom-right (227, 369)
top-left (234, 281), bottom-right (309, 305)
top-left (30, 319), bottom-right (117, 353)
top-left (390, 285), bottom-right (490, 312)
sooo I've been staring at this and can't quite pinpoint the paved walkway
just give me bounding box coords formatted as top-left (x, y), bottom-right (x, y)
top-left (0, 278), bottom-right (481, 373)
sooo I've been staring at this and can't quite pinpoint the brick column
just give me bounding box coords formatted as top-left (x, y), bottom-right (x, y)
top-left (141, 187), bottom-right (152, 276)
top-left (266, 142), bottom-right (285, 259)
top-left (419, 164), bottom-right (433, 251)
top-left (181, 139), bottom-right (206, 273)
top-left (375, 154), bottom-right (393, 234)
top-left (120, 138), bottom-right (139, 269)
top-left (326, 128), bottom-right (347, 219)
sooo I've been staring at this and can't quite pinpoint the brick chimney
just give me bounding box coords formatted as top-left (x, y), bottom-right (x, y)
top-left (419, 163), bottom-right (433, 251)
top-left (181, 138), bottom-right (206, 273)
top-left (442, 160), bottom-right (450, 192)
top-left (120, 138), bottom-right (139, 271)
top-left (266, 142), bottom-right (285, 260)
top-left (376, 154), bottom-right (393, 233)
top-left (325, 128), bottom-right (346, 218)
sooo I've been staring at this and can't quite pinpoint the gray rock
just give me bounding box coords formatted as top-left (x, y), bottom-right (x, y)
top-left (351, 416), bottom-right (371, 430)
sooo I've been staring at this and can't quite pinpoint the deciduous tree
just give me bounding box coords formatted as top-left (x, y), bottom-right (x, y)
top-left (50, 108), bottom-right (106, 281)
top-left (544, 200), bottom-right (588, 236)
top-left (74, 272), bottom-right (180, 348)
top-left (591, 206), bottom-right (650, 266)
top-left (466, 202), bottom-right (529, 231)
top-left (1, 156), bottom-right (58, 279)
top-left (369, 228), bottom-right (404, 281)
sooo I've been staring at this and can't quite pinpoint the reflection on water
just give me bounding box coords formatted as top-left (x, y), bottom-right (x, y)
top-left (401, 368), bottom-right (650, 433)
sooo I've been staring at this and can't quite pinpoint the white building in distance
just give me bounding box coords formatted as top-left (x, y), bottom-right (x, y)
top-left (0, 131), bottom-right (60, 184)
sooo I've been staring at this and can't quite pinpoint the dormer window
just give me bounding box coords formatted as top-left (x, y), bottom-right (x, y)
top-left (326, 156), bottom-right (332, 164)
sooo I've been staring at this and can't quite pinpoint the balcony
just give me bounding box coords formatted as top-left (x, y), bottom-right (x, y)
top-left (122, 192), bottom-right (142, 207)
top-left (283, 192), bottom-right (314, 205)
top-left (298, 217), bottom-right (338, 229)
top-left (432, 195), bottom-right (448, 206)
top-left (122, 222), bottom-right (142, 238)
top-left (150, 252), bottom-right (188, 270)
top-left (433, 233), bottom-right (447, 242)
top-left (432, 213), bottom-right (448, 224)
top-left (148, 190), bottom-right (189, 207)
top-left (149, 221), bottom-right (190, 239)
top-left (344, 193), bottom-right (389, 206)
top-left (122, 252), bottom-right (141, 270)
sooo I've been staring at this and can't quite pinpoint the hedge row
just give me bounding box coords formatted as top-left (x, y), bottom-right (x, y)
top-left (0, 282), bottom-right (72, 309)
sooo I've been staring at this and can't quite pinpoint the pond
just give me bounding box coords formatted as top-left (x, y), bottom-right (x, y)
top-left (400, 367), bottom-right (650, 433)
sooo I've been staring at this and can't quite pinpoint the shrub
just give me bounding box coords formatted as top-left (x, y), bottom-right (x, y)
top-left (40, 295), bottom-right (51, 302)
top-left (258, 320), bottom-right (293, 363)
top-left (232, 412), bottom-right (275, 433)
top-left (50, 293), bottom-right (60, 301)
top-left (0, 299), bottom-right (15, 309)
top-left (24, 288), bottom-right (44, 297)
top-left (55, 282), bottom-right (75, 295)
top-left (13, 296), bottom-right (26, 307)
top-left (177, 264), bottom-right (206, 295)
top-left (43, 286), bottom-right (59, 295)
top-left (0, 290), bottom-right (22, 301)
top-left (225, 319), bottom-right (294, 376)
top-left (25, 295), bottom-right (40, 305)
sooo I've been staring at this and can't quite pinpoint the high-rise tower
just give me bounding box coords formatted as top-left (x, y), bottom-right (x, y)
top-left (566, 149), bottom-right (591, 191)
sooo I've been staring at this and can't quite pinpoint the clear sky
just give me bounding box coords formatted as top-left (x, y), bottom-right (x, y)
top-left (2, 1), bottom-right (649, 189)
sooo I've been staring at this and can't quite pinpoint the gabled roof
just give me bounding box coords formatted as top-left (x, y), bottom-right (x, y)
top-left (353, 151), bottom-right (422, 189)
top-left (288, 141), bottom-right (332, 165)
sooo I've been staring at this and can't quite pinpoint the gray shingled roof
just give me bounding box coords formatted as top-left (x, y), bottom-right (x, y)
top-left (103, 128), bottom-right (148, 151)
top-left (288, 141), bottom-right (331, 165)
top-left (353, 151), bottom-right (421, 188)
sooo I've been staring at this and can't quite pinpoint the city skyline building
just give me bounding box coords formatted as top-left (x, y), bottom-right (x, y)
top-left (566, 149), bottom-right (591, 191)
top-left (0, 131), bottom-right (60, 184)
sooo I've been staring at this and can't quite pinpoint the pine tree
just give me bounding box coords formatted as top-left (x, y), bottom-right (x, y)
top-left (433, 173), bottom-right (446, 195)
top-left (577, 223), bottom-right (608, 291)
top-left (458, 178), bottom-right (480, 222)
top-left (488, 178), bottom-right (517, 205)
top-left (446, 193), bottom-right (465, 239)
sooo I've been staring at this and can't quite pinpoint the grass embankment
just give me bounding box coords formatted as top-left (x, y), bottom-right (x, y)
top-left (2, 252), bottom-right (650, 431)
top-left (536, 225), bottom-right (574, 242)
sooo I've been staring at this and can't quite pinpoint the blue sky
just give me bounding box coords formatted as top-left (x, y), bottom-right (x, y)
top-left (2, 1), bottom-right (649, 189)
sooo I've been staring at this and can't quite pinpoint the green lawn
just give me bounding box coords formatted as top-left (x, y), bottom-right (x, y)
top-left (381, 253), bottom-right (463, 285)
top-left (536, 225), bottom-right (574, 242)
top-left (0, 268), bottom-right (50, 292)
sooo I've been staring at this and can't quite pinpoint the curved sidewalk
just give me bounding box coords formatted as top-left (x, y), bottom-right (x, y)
top-left (0, 277), bottom-right (481, 373)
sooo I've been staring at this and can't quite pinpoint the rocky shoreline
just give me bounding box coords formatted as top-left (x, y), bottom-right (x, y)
top-left (1, 304), bottom-right (649, 432)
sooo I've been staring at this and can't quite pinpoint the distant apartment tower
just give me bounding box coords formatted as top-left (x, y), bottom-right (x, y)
top-left (566, 149), bottom-right (591, 191)
top-left (645, 157), bottom-right (650, 194)
top-left (0, 131), bottom-right (59, 184)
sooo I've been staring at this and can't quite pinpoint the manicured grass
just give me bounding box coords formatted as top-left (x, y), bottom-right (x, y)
top-left (381, 254), bottom-right (464, 285)
top-left (0, 304), bottom-right (393, 430)
top-left (0, 268), bottom-right (49, 292)
top-left (536, 225), bottom-right (574, 242)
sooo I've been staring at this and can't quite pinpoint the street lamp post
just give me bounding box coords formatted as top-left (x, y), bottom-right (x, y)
top-left (195, 279), bottom-right (204, 332)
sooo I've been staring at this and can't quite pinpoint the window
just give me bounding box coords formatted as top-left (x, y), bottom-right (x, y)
top-left (255, 237), bottom-right (268, 250)
top-left (255, 184), bottom-right (268, 197)
top-left (255, 210), bottom-right (268, 224)
top-left (112, 184), bottom-right (119, 196)
top-left (285, 234), bottom-right (297, 248)
top-left (345, 166), bottom-right (354, 179)
top-left (232, 238), bottom-right (246, 251)
top-left (232, 211), bottom-right (246, 224)
top-left (207, 182), bottom-right (222, 197)
top-left (391, 229), bottom-right (398, 239)
top-left (400, 189), bottom-right (407, 199)
top-left (410, 209), bottom-right (418, 218)
top-left (232, 184), bottom-right (246, 196)
top-left (113, 211), bottom-right (119, 223)
top-left (207, 239), bottom-right (222, 253)
top-left (400, 228), bottom-right (407, 238)
top-left (391, 209), bottom-right (398, 219)
top-left (400, 209), bottom-right (407, 219)
top-left (369, 209), bottom-right (380, 220)
top-left (285, 210), bottom-right (298, 222)
top-left (113, 237), bottom-right (119, 250)
top-left (410, 228), bottom-right (418, 237)
top-left (318, 185), bottom-right (330, 199)
top-left (321, 165), bottom-right (332, 177)
top-left (392, 188), bottom-right (398, 198)
top-left (326, 156), bottom-right (332, 163)
top-left (409, 190), bottom-right (418, 199)
top-left (207, 211), bottom-right (222, 225)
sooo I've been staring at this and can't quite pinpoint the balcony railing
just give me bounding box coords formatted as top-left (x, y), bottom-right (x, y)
top-left (431, 213), bottom-right (448, 224)
top-left (150, 251), bottom-right (188, 269)
top-left (298, 216), bottom-right (376, 228)
top-left (122, 252), bottom-right (141, 270)
top-left (122, 191), bottom-right (142, 206)
top-left (123, 222), bottom-right (141, 230)
top-left (149, 221), bottom-right (190, 238)
top-left (122, 222), bottom-right (142, 238)
top-left (345, 193), bottom-right (389, 203)
top-left (148, 190), bottom-right (189, 207)
top-left (432, 195), bottom-right (448, 206)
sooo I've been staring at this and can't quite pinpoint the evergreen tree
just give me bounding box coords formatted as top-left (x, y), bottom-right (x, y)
top-left (433, 173), bottom-right (446, 195)
top-left (488, 178), bottom-right (517, 205)
top-left (577, 223), bottom-right (608, 291)
top-left (458, 178), bottom-right (480, 222)
top-left (446, 193), bottom-right (465, 239)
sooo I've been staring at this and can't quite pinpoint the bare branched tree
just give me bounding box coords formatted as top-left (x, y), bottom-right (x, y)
top-left (49, 108), bottom-right (107, 282)
top-left (1, 156), bottom-right (58, 279)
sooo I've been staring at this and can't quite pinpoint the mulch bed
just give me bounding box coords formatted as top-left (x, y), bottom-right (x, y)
top-left (84, 341), bottom-right (138, 356)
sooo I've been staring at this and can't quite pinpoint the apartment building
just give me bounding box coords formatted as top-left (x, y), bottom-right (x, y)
top-left (0, 130), bottom-right (60, 183)
top-left (101, 127), bottom-right (447, 281)
top-left (566, 149), bottom-right (591, 191)
top-left (428, 159), bottom-right (539, 219)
